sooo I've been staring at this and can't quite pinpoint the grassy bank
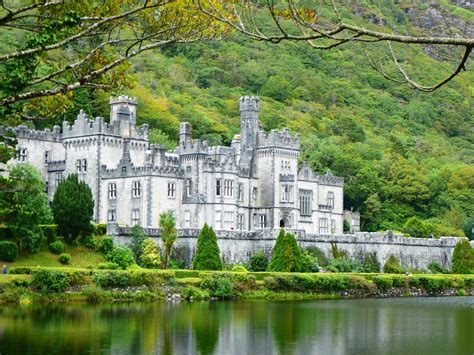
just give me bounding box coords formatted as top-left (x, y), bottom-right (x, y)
top-left (1, 267), bottom-right (473, 304)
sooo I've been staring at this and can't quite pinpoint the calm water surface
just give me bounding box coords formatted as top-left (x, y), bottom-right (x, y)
top-left (0, 297), bottom-right (473, 355)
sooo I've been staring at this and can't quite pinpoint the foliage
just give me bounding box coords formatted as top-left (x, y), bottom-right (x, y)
top-left (106, 246), bottom-right (134, 270)
top-left (403, 216), bottom-right (433, 238)
top-left (97, 236), bottom-right (114, 255)
top-left (31, 270), bottom-right (69, 293)
top-left (247, 251), bottom-right (268, 272)
top-left (49, 240), bottom-right (64, 255)
top-left (40, 224), bottom-right (58, 243)
top-left (330, 243), bottom-right (348, 259)
top-left (58, 253), bottom-right (71, 265)
top-left (95, 224), bottom-right (108, 236)
top-left (140, 239), bottom-right (161, 269)
top-left (0, 241), bottom-right (18, 261)
top-left (383, 255), bottom-right (405, 274)
top-left (301, 251), bottom-right (320, 273)
top-left (5, 163), bottom-right (52, 252)
top-left (268, 230), bottom-right (305, 272)
top-left (304, 247), bottom-right (329, 267)
top-left (327, 258), bottom-right (361, 273)
top-left (232, 265), bottom-right (248, 272)
top-left (361, 252), bottom-right (381, 273)
top-left (451, 240), bottom-right (474, 274)
top-left (193, 223), bottom-right (223, 270)
top-left (200, 275), bottom-right (234, 298)
top-left (52, 174), bottom-right (94, 244)
top-left (129, 225), bottom-right (147, 261)
top-left (81, 284), bottom-right (105, 303)
top-left (82, 234), bottom-right (96, 250)
top-left (343, 219), bottom-right (351, 233)
top-left (159, 211), bottom-right (177, 269)
top-left (180, 285), bottom-right (209, 300)
top-left (93, 271), bottom-right (132, 288)
top-left (97, 262), bottom-right (119, 270)
top-left (373, 275), bottom-right (394, 290)
top-left (428, 261), bottom-right (449, 274)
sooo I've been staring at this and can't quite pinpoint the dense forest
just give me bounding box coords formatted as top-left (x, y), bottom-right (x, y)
top-left (2, 2), bottom-right (473, 238)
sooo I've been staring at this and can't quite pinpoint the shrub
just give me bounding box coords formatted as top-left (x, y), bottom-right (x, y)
top-left (140, 239), bottom-right (161, 269)
top-left (193, 224), bottom-right (223, 270)
top-left (304, 247), bottom-right (329, 267)
top-left (383, 255), bottom-right (404, 274)
top-left (268, 230), bottom-right (305, 272)
top-left (93, 271), bottom-right (131, 288)
top-left (58, 253), bottom-right (71, 265)
top-left (200, 275), bottom-right (233, 298)
top-left (301, 251), bottom-right (320, 272)
top-left (247, 251), bottom-right (268, 272)
top-left (107, 246), bottom-right (134, 269)
top-left (82, 235), bottom-right (96, 250)
top-left (428, 261), bottom-right (448, 274)
top-left (95, 223), bottom-right (107, 236)
top-left (373, 276), bottom-right (393, 290)
top-left (82, 284), bottom-right (105, 303)
top-left (181, 285), bottom-right (209, 300)
top-left (97, 236), bottom-right (114, 255)
top-left (49, 240), bottom-right (64, 255)
top-left (362, 252), bottom-right (381, 273)
top-left (419, 277), bottom-right (449, 293)
top-left (40, 224), bottom-right (57, 243)
top-left (1, 285), bottom-right (28, 304)
top-left (31, 269), bottom-right (69, 293)
top-left (330, 243), bottom-right (348, 259)
top-left (451, 239), bottom-right (474, 274)
top-left (232, 265), bottom-right (248, 272)
top-left (175, 270), bottom-right (200, 278)
top-left (327, 258), bottom-right (360, 273)
top-left (0, 241), bottom-right (18, 261)
top-left (231, 273), bottom-right (256, 292)
top-left (8, 267), bottom-right (33, 274)
top-left (97, 262), bottom-right (119, 270)
top-left (129, 225), bottom-right (147, 261)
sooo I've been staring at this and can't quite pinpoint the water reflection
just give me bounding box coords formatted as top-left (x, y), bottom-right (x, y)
top-left (0, 297), bottom-right (473, 355)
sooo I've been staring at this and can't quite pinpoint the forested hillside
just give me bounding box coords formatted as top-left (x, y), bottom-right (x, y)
top-left (4, 2), bottom-right (473, 237)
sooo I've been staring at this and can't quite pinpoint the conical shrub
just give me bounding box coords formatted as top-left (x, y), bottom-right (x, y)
top-left (268, 229), bottom-right (304, 272)
top-left (193, 224), bottom-right (223, 270)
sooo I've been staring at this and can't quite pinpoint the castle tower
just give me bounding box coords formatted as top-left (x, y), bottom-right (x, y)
top-left (239, 96), bottom-right (260, 168)
top-left (109, 96), bottom-right (137, 124)
top-left (179, 122), bottom-right (192, 147)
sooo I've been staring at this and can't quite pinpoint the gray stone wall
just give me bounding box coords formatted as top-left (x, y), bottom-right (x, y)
top-left (112, 227), bottom-right (473, 270)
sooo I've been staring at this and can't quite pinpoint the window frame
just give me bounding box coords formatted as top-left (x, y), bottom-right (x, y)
top-left (108, 183), bottom-right (117, 199)
top-left (132, 181), bottom-right (141, 198)
top-left (167, 182), bottom-right (176, 198)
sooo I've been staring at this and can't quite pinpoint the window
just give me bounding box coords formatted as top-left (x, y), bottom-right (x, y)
top-left (131, 209), bottom-right (140, 226)
top-left (299, 190), bottom-right (312, 216)
top-left (259, 214), bottom-right (266, 229)
top-left (281, 184), bottom-right (293, 202)
top-left (331, 219), bottom-right (336, 234)
top-left (76, 159), bottom-right (82, 173)
top-left (224, 211), bottom-right (234, 230)
top-left (216, 179), bottom-right (222, 196)
top-left (237, 214), bottom-right (245, 230)
top-left (108, 209), bottom-right (116, 222)
top-left (121, 166), bottom-right (127, 173)
top-left (327, 191), bottom-right (334, 208)
top-left (82, 159), bottom-right (87, 172)
top-left (238, 183), bottom-right (244, 201)
top-left (215, 210), bottom-right (221, 228)
top-left (44, 151), bottom-right (49, 164)
top-left (45, 181), bottom-right (49, 193)
top-left (186, 166), bottom-right (191, 173)
top-left (319, 218), bottom-right (329, 234)
top-left (252, 187), bottom-right (258, 200)
top-left (185, 179), bottom-right (192, 197)
top-left (108, 183), bottom-right (117, 199)
top-left (132, 181), bottom-right (141, 198)
top-left (18, 148), bottom-right (27, 162)
top-left (224, 180), bottom-right (234, 197)
top-left (167, 182), bottom-right (176, 198)
top-left (55, 173), bottom-right (63, 186)
top-left (184, 210), bottom-right (191, 228)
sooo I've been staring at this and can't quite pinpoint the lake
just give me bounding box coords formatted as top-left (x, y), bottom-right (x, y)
top-left (0, 297), bottom-right (473, 354)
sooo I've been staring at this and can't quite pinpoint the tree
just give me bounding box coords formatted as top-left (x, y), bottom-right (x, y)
top-left (52, 174), bottom-right (93, 244)
top-left (0, 0), bottom-right (224, 113)
top-left (247, 251), bottom-right (268, 272)
top-left (451, 240), bottom-right (474, 274)
top-left (403, 216), bottom-right (433, 238)
top-left (129, 224), bottom-right (147, 261)
top-left (268, 229), bottom-right (304, 272)
top-left (6, 163), bottom-right (52, 252)
top-left (140, 238), bottom-right (161, 269)
top-left (193, 223), bottom-right (222, 270)
top-left (159, 211), bottom-right (177, 269)
top-left (198, 0), bottom-right (473, 91)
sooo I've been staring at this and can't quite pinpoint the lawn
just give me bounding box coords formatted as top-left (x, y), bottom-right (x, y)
top-left (3, 245), bottom-right (106, 269)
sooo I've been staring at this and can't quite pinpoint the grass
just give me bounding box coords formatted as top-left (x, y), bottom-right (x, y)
top-left (4, 244), bottom-right (106, 269)
top-left (0, 274), bottom-right (31, 285)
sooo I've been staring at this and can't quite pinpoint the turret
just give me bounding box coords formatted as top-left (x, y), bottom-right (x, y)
top-left (109, 96), bottom-right (137, 124)
top-left (179, 122), bottom-right (192, 147)
top-left (239, 95), bottom-right (260, 168)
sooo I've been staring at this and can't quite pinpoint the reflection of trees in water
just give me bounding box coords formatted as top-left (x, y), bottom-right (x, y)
top-left (191, 302), bottom-right (228, 355)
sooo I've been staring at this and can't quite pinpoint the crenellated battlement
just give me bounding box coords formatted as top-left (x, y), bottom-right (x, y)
top-left (101, 164), bottom-right (184, 178)
top-left (257, 128), bottom-right (300, 150)
top-left (239, 95), bottom-right (260, 112)
top-left (14, 125), bottom-right (61, 142)
top-left (109, 95), bottom-right (138, 106)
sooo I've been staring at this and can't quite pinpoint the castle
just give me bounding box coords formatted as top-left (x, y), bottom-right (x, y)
top-left (9, 95), bottom-right (344, 234)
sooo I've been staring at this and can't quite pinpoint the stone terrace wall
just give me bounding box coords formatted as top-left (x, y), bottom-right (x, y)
top-left (111, 226), bottom-right (473, 270)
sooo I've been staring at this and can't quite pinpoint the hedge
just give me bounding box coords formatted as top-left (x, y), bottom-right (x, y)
top-left (0, 241), bottom-right (18, 262)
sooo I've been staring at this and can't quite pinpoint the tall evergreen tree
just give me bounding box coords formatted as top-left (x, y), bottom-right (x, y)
top-left (52, 174), bottom-right (93, 244)
top-left (193, 223), bottom-right (222, 270)
top-left (268, 230), bottom-right (304, 272)
top-left (159, 211), bottom-right (177, 269)
top-left (451, 239), bottom-right (474, 274)
top-left (7, 163), bottom-right (52, 252)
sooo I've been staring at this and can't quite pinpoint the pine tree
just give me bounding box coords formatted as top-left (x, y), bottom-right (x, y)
top-left (452, 239), bottom-right (474, 274)
top-left (268, 230), bottom-right (304, 272)
top-left (193, 223), bottom-right (223, 270)
top-left (52, 174), bottom-right (93, 244)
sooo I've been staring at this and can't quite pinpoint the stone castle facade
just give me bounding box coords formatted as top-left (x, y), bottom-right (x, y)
top-left (9, 95), bottom-right (344, 233)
